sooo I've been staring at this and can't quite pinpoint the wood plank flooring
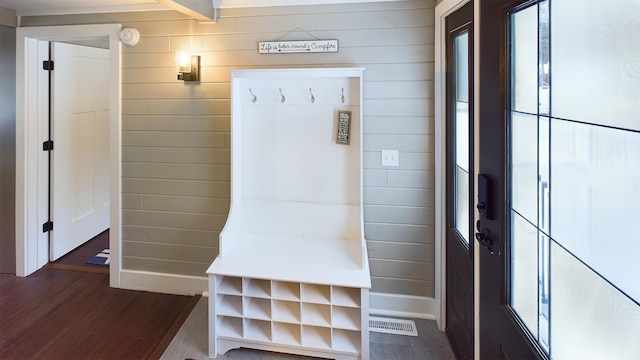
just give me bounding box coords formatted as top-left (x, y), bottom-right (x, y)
top-left (47, 229), bottom-right (110, 274)
top-left (0, 267), bottom-right (198, 359)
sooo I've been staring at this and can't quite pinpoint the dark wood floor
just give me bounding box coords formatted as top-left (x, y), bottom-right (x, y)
top-left (47, 229), bottom-right (110, 274)
top-left (0, 249), bottom-right (199, 359)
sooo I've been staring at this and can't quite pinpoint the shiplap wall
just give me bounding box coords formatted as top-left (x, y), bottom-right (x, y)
top-left (22, 0), bottom-right (436, 298)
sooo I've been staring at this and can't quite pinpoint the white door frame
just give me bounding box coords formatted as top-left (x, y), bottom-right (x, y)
top-left (16, 24), bottom-right (122, 288)
top-left (434, 0), bottom-right (479, 358)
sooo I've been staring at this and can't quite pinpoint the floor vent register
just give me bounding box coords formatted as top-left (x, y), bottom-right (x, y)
top-left (369, 316), bottom-right (418, 336)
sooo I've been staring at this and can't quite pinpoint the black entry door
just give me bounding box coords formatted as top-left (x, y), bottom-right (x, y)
top-left (444, 2), bottom-right (474, 358)
top-left (476, 0), bottom-right (544, 358)
top-left (477, 0), bottom-right (546, 357)
top-left (479, 0), bottom-right (640, 358)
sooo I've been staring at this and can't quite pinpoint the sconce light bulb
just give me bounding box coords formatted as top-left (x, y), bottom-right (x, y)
top-left (178, 51), bottom-right (190, 69)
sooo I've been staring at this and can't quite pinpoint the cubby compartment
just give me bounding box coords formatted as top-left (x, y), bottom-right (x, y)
top-left (245, 279), bottom-right (271, 298)
top-left (273, 300), bottom-right (301, 324)
top-left (302, 284), bottom-right (331, 304)
top-left (302, 325), bottom-right (332, 350)
top-left (244, 297), bottom-right (271, 320)
top-left (333, 329), bottom-right (361, 353)
top-left (245, 319), bottom-right (272, 342)
top-left (332, 306), bottom-right (361, 331)
top-left (302, 303), bottom-right (331, 327)
top-left (273, 322), bottom-right (301, 346)
top-left (217, 316), bottom-right (243, 338)
top-left (332, 287), bottom-right (361, 308)
top-left (217, 295), bottom-right (242, 317)
top-left (273, 281), bottom-right (301, 301)
top-left (217, 276), bottom-right (243, 296)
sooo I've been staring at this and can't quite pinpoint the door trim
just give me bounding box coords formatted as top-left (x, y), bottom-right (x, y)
top-left (15, 24), bottom-right (122, 288)
top-left (435, 0), bottom-right (479, 358)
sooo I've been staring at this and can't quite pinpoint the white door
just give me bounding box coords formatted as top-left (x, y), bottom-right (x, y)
top-left (50, 42), bottom-right (110, 261)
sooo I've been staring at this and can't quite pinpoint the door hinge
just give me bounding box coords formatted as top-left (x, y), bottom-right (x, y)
top-left (43, 60), bottom-right (54, 71)
top-left (42, 221), bottom-right (53, 233)
top-left (43, 140), bottom-right (54, 151)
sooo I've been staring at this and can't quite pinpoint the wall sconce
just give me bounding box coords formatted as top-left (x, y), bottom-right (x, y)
top-left (176, 51), bottom-right (200, 82)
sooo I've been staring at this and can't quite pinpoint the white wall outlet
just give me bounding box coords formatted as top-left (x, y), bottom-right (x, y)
top-left (381, 150), bottom-right (399, 167)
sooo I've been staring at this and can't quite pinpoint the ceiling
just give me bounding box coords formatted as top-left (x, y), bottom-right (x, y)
top-left (0, 0), bottom-right (400, 17)
top-left (0, 0), bottom-right (167, 16)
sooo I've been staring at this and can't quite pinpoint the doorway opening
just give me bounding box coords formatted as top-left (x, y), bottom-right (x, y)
top-left (15, 24), bottom-right (122, 288)
top-left (47, 40), bottom-right (111, 271)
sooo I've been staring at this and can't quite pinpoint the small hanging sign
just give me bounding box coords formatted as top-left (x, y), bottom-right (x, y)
top-left (259, 40), bottom-right (339, 54)
top-left (336, 111), bottom-right (351, 145)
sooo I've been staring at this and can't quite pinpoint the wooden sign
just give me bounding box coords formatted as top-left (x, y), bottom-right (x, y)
top-left (337, 111), bottom-right (351, 145)
top-left (259, 40), bottom-right (339, 54)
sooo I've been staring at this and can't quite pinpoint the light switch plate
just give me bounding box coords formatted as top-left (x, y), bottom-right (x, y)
top-left (381, 150), bottom-right (399, 167)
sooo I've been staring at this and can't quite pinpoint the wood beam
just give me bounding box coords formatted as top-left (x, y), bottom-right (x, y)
top-left (156, 0), bottom-right (219, 22)
top-left (0, 6), bottom-right (17, 27)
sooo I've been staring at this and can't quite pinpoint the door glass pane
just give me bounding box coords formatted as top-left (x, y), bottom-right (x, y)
top-left (538, 117), bottom-right (550, 234)
top-left (511, 4), bottom-right (538, 114)
top-left (551, 120), bottom-right (640, 303)
top-left (550, 242), bottom-right (640, 359)
top-left (537, 231), bottom-right (550, 350)
top-left (510, 211), bottom-right (539, 338)
top-left (551, 0), bottom-right (640, 131)
top-left (454, 32), bottom-right (470, 244)
top-left (537, 118), bottom-right (550, 351)
top-left (511, 112), bottom-right (538, 223)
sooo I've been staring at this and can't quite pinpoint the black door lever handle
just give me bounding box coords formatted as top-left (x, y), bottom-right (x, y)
top-left (475, 231), bottom-right (495, 255)
top-left (475, 220), bottom-right (496, 255)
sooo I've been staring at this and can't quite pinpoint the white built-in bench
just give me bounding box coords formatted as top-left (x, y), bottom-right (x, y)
top-left (207, 68), bottom-right (371, 360)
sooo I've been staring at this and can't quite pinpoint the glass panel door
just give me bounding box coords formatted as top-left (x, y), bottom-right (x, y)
top-left (445, 3), bottom-right (474, 357)
top-left (508, 0), bottom-right (640, 358)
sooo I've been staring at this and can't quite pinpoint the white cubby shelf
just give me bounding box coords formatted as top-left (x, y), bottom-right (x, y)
top-left (210, 276), bottom-right (368, 359)
top-left (207, 68), bottom-right (371, 360)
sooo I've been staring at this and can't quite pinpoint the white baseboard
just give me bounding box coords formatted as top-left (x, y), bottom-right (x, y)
top-left (119, 270), bottom-right (207, 296)
top-left (369, 292), bottom-right (435, 320)
top-left (117, 271), bottom-right (436, 320)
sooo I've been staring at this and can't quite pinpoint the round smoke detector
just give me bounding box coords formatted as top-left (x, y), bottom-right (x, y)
top-left (119, 28), bottom-right (140, 46)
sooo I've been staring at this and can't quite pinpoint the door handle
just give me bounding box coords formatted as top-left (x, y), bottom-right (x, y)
top-left (475, 220), bottom-right (496, 255)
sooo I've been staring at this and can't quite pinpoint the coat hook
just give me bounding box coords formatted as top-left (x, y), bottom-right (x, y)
top-left (249, 88), bottom-right (257, 103)
top-left (279, 88), bottom-right (286, 103)
top-left (341, 87), bottom-right (345, 104)
top-left (309, 88), bottom-right (315, 103)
